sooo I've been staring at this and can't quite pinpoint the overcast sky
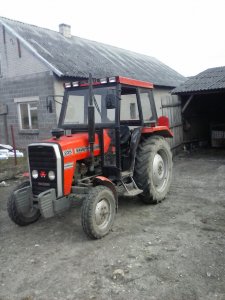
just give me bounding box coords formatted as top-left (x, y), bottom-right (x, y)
top-left (1, 0), bottom-right (225, 77)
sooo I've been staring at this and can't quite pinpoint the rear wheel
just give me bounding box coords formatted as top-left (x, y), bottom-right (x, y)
top-left (81, 186), bottom-right (116, 239)
top-left (7, 181), bottom-right (41, 226)
top-left (134, 135), bottom-right (172, 204)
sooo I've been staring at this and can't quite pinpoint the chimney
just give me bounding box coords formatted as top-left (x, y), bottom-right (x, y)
top-left (59, 23), bottom-right (71, 38)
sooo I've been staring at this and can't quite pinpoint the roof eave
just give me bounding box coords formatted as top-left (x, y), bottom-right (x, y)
top-left (172, 88), bottom-right (225, 96)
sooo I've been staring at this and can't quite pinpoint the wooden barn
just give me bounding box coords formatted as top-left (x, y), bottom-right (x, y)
top-left (173, 67), bottom-right (225, 148)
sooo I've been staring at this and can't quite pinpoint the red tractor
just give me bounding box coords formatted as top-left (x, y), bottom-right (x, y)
top-left (8, 75), bottom-right (173, 239)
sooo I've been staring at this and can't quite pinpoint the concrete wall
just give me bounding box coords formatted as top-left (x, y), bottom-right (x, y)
top-left (0, 72), bottom-right (57, 148)
top-left (0, 25), bottom-right (57, 148)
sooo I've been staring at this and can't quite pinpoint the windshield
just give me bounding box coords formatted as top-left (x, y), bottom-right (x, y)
top-left (63, 86), bottom-right (116, 126)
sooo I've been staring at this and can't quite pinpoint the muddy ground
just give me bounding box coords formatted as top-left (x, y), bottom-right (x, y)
top-left (0, 149), bottom-right (225, 300)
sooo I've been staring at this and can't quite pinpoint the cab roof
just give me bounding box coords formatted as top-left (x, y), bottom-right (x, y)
top-left (64, 76), bottom-right (154, 89)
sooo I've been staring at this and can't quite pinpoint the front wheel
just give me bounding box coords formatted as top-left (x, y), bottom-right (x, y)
top-left (7, 181), bottom-right (41, 226)
top-left (81, 186), bottom-right (116, 239)
top-left (134, 135), bottom-right (173, 204)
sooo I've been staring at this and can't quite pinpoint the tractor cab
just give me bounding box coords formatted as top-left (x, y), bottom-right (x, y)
top-left (60, 76), bottom-right (157, 129)
top-left (58, 76), bottom-right (169, 180)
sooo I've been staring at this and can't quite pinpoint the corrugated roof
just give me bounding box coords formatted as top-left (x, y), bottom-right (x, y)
top-left (172, 67), bottom-right (225, 94)
top-left (0, 17), bottom-right (185, 87)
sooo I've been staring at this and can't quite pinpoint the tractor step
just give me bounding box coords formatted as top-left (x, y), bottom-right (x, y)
top-left (123, 187), bottom-right (143, 197)
top-left (121, 170), bottom-right (133, 179)
top-left (120, 174), bottom-right (143, 197)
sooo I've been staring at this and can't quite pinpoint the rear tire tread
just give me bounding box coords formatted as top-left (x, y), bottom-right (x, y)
top-left (134, 135), bottom-right (173, 204)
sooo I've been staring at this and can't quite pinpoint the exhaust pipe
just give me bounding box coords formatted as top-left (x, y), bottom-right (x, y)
top-left (88, 74), bottom-right (95, 173)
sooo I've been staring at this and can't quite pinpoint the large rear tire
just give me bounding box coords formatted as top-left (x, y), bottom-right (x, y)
top-left (7, 181), bottom-right (41, 226)
top-left (81, 186), bottom-right (116, 239)
top-left (134, 135), bottom-right (172, 204)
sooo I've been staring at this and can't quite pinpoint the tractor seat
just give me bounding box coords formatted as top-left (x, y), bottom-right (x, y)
top-left (120, 125), bottom-right (131, 145)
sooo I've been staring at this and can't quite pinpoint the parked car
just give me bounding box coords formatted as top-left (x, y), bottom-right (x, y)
top-left (0, 144), bottom-right (24, 159)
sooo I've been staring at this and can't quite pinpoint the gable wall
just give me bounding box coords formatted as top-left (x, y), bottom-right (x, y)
top-left (0, 24), bottom-right (48, 78)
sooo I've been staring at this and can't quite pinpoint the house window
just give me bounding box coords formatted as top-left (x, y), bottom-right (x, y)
top-left (19, 102), bottom-right (38, 129)
top-left (14, 97), bottom-right (39, 130)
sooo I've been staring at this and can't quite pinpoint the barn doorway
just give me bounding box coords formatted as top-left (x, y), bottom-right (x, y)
top-left (172, 67), bottom-right (225, 150)
top-left (181, 92), bottom-right (225, 148)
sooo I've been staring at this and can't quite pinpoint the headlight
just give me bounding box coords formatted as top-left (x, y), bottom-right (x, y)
top-left (32, 170), bottom-right (38, 179)
top-left (48, 171), bottom-right (55, 181)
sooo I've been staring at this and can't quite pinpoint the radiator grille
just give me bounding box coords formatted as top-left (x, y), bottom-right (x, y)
top-left (28, 145), bottom-right (57, 196)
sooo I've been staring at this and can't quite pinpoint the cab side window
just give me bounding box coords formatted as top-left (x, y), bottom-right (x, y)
top-left (120, 87), bottom-right (139, 121)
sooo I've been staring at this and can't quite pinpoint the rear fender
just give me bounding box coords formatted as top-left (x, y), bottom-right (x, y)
top-left (141, 126), bottom-right (173, 138)
top-left (93, 176), bottom-right (118, 211)
top-left (142, 116), bottom-right (173, 138)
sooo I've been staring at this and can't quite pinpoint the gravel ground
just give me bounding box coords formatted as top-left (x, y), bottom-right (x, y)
top-left (0, 149), bottom-right (225, 300)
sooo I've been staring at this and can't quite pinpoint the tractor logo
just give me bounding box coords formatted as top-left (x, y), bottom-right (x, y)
top-left (40, 171), bottom-right (47, 178)
top-left (75, 145), bottom-right (100, 154)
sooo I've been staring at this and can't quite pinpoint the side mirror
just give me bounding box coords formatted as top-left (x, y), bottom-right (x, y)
top-left (105, 94), bottom-right (116, 109)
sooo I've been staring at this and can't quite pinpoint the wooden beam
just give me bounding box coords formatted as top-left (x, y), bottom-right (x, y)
top-left (161, 103), bottom-right (181, 108)
top-left (182, 95), bottom-right (194, 113)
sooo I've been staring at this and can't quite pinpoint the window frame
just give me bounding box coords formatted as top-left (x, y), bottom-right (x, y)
top-left (120, 86), bottom-right (143, 126)
top-left (59, 85), bottom-right (118, 130)
top-left (139, 88), bottom-right (158, 125)
top-left (14, 97), bottom-right (39, 131)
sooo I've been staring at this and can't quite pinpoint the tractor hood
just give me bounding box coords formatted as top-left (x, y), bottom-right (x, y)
top-left (44, 131), bottom-right (111, 161)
